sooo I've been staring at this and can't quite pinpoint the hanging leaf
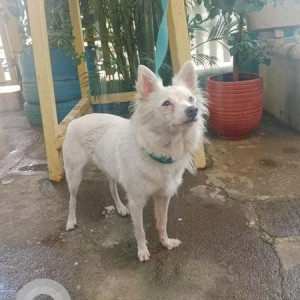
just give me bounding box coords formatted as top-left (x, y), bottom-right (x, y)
top-left (204, 0), bottom-right (212, 10)
top-left (195, 14), bottom-right (202, 22)
top-left (192, 53), bottom-right (219, 69)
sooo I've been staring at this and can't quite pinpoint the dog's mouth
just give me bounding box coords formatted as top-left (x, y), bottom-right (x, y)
top-left (183, 118), bottom-right (198, 124)
top-left (173, 118), bottom-right (198, 127)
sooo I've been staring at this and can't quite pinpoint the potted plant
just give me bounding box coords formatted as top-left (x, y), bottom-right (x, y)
top-left (4, 0), bottom-right (85, 125)
top-left (204, 0), bottom-right (271, 139)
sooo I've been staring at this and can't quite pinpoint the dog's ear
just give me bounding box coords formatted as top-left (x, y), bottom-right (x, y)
top-left (172, 61), bottom-right (197, 92)
top-left (136, 65), bottom-right (159, 99)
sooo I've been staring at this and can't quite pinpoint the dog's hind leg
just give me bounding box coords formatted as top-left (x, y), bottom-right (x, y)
top-left (154, 195), bottom-right (181, 250)
top-left (108, 178), bottom-right (129, 216)
top-left (128, 198), bottom-right (150, 262)
top-left (64, 142), bottom-right (87, 231)
top-left (65, 163), bottom-right (85, 231)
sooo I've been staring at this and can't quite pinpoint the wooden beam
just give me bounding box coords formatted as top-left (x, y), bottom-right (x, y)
top-left (194, 144), bottom-right (206, 170)
top-left (167, 0), bottom-right (191, 73)
top-left (56, 97), bottom-right (91, 149)
top-left (68, 0), bottom-right (91, 103)
top-left (91, 91), bottom-right (135, 105)
top-left (27, 0), bottom-right (64, 182)
top-left (168, 0), bottom-right (206, 168)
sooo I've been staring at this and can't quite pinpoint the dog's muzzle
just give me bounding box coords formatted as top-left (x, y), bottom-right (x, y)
top-left (185, 106), bottom-right (198, 120)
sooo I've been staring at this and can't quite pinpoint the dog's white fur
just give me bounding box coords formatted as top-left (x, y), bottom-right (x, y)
top-left (63, 61), bottom-right (207, 261)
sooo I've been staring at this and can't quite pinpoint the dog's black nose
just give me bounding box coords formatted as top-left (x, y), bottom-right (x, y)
top-left (185, 106), bottom-right (198, 119)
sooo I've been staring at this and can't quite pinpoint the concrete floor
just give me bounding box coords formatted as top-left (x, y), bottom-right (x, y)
top-left (1, 91), bottom-right (300, 300)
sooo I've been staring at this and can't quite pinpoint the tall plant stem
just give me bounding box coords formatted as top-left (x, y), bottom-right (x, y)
top-left (97, 1), bottom-right (114, 75)
top-left (134, 0), bottom-right (155, 70)
top-left (233, 13), bottom-right (244, 82)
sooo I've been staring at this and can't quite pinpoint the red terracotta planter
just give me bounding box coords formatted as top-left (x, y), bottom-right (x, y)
top-left (206, 72), bottom-right (263, 140)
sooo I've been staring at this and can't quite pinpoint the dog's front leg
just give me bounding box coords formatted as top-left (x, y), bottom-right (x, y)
top-left (128, 199), bottom-right (150, 262)
top-left (154, 195), bottom-right (181, 250)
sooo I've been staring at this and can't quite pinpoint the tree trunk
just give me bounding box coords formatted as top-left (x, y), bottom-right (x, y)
top-left (233, 55), bottom-right (239, 82)
top-left (233, 13), bottom-right (244, 82)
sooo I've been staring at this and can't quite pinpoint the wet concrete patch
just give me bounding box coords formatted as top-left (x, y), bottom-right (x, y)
top-left (18, 163), bottom-right (48, 172)
top-left (259, 158), bottom-right (278, 167)
top-left (39, 178), bottom-right (69, 205)
top-left (41, 233), bottom-right (66, 249)
top-left (255, 198), bottom-right (300, 237)
top-left (90, 270), bottom-right (144, 300)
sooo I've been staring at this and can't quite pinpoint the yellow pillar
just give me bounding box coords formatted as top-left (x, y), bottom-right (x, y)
top-left (27, 0), bottom-right (64, 181)
top-left (168, 0), bottom-right (206, 169)
top-left (68, 0), bottom-right (92, 106)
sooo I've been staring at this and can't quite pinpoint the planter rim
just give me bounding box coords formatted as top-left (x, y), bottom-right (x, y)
top-left (207, 72), bottom-right (262, 84)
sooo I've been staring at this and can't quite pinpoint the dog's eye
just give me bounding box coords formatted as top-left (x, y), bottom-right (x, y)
top-left (162, 100), bottom-right (171, 107)
top-left (189, 97), bottom-right (195, 103)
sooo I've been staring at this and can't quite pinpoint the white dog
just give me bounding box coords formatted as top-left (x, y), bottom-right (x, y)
top-left (63, 61), bottom-right (207, 261)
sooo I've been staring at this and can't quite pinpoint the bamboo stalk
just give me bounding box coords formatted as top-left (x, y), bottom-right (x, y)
top-left (97, 0), bottom-right (113, 75)
top-left (135, 0), bottom-right (155, 70)
top-left (108, 0), bottom-right (130, 81)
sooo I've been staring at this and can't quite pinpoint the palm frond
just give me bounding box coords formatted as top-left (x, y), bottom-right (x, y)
top-left (191, 18), bottom-right (238, 51)
top-left (192, 53), bottom-right (219, 69)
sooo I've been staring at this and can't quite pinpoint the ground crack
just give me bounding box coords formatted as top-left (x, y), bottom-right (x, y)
top-left (250, 203), bottom-right (285, 300)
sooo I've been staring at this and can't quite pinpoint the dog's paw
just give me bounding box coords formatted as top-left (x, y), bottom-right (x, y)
top-left (138, 248), bottom-right (150, 262)
top-left (117, 205), bottom-right (130, 217)
top-left (162, 238), bottom-right (182, 250)
top-left (66, 220), bottom-right (77, 231)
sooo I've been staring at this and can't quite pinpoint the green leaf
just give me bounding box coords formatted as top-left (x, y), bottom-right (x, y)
top-left (204, 0), bottom-right (211, 10)
top-left (208, 7), bottom-right (220, 19)
top-left (192, 53), bottom-right (219, 69)
top-left (195, 14), bottom-right (202, 22)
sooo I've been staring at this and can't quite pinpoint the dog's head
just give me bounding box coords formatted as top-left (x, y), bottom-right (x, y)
top-left (134, 61), bottom-right (207, 131)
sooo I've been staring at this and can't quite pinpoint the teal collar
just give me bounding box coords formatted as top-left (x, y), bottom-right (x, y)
top-left (149, 153), bottom-right (175, 164)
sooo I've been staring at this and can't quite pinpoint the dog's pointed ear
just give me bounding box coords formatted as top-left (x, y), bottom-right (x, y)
top-left (173, 61), bottom-right (197, 92)
top-left (136, 65), bottom-right (159, 99)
